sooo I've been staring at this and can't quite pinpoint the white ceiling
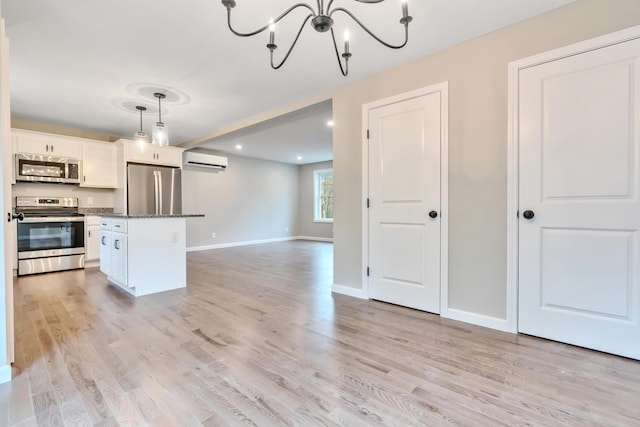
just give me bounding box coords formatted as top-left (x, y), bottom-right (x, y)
top-left (3, 0), bottom-right (573, 164)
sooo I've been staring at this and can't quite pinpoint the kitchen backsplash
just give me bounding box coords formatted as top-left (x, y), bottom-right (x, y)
top-left (12, 182), bottom-right (115, 208)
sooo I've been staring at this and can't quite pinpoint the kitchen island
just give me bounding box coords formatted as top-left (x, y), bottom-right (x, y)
top-left (99, 214), bottom-right (203, 297)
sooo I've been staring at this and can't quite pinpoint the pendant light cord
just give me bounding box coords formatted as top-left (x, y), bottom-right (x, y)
top-left (154, 92), bottom-right (166, 124)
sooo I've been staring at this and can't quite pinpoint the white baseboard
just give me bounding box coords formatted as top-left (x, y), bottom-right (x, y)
top-left (0, 364), bottom-right (11, 384)
top-left (442, 308), bottom-right (512, 333)
top-left (187, 237), bottom-right (296, 252)
top-left (332, 283), bottom-right (368, 299)
top-left (295, 236), bottom-right (334, 243)
top-left (187, 236), bottom-right (336, 252)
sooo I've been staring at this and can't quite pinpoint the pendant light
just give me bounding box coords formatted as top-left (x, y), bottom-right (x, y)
top-left (152, 92), bottom-right (169, 146)
top-left (134, 106), bottom-right (149, 144)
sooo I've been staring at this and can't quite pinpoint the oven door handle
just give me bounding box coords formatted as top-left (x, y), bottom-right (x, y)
top-left (8, 212), bottom-right (24, 222)
top-left (19, 216), bottom-right (85, 223)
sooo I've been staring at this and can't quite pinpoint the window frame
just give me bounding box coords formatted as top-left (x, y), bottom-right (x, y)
top-left (313, 168), bottom-right (334, 223)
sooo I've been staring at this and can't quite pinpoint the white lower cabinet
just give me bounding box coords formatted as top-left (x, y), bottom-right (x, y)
top-left (85, 216), bottom-right (101, 262)
top-left (100, 218), bottom-right (113, 276)
top-left (111, 232), bottom-right (128, 286)
top-left (99, 231), bottom-right (112, 276)
top-left (99, 216), bottom-right (186, 296)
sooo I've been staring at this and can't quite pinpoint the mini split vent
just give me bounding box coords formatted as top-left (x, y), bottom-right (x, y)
top-left (183, 151), bottom-right (228, 170)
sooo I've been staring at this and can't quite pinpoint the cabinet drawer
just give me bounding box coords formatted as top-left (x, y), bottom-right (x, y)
top-left (86, 216), bottom-right (101, 226)
top-left (112, 219), bottom-right (127, 233)
top-left (100, 218), bottom-right (112, 231)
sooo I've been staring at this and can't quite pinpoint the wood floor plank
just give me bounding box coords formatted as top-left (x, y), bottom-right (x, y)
top-left (5, 241), bottom-right (640, 426)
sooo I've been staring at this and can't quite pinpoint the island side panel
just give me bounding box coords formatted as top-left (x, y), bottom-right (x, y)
top-left (127, 217), bottom-right (187, 296)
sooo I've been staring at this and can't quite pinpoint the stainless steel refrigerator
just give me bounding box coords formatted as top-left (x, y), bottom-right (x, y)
top-left (127, 163), bottom-right (182, 215)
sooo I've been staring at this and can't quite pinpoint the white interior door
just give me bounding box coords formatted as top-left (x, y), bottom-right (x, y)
top-left (1, 18), bottom-right (13, 376)
top-left (518, 38), bottom-right (640, 359)
top-left (368, 92), bottom-right (442, 313)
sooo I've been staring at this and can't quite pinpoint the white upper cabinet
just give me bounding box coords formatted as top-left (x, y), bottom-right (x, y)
top-left (13, 129), bottom-right (80, 158)
top-left (120, 139), bottom-right (183, 167)
top-left (81, 140), bottom-right (117, 188)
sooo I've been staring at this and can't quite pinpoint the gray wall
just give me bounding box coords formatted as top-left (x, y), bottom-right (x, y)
top-left (297, 161), bottom-right (333, 240)
top-left (183, 153), bottom-right (299, 249)
top-left (331, 0), bottom-right (640, 319)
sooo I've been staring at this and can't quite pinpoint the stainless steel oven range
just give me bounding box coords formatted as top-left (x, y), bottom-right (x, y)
top-left (15, 196), bottom-right (85, 276)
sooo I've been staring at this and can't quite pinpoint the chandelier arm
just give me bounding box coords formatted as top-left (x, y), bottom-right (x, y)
top-left (226, 3), bottom-right (316, 37)
top-left (270, 14), bottom-right (313, 70)
top-left (330, 7), bottom-right (409, 49)
top-left (330, 28), bottom-right (349, 77)
top-left (327, 0), bottom-right (384, 12)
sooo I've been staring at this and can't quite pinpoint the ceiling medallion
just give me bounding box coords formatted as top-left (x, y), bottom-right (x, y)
top-left (220, 0), bottom-right (412, 76)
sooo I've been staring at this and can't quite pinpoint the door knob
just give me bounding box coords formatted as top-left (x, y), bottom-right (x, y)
top-left (522, 210), bottom-right (535, 220)
top-left (428, 210), bottom-right (438, 219)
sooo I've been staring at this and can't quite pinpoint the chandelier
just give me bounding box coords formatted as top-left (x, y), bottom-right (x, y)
top-left (220, 0), bottom-right (412, 76)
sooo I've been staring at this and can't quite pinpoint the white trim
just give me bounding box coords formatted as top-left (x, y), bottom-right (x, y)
top-left (506, 24), bottom-right (640, 335)
top-left (437, 83), bottom-right (450, 319)
top-left (296, 236), bottom-right (334, 243)
top-left (361, 101), bottom-right (370, 298)
top-left (0, 364), bottom-right (11, 384)
top-left (332, 283), bottom-right (368, 299)
top-left (186, 236), bottom-right (333, 252)
top-left (444, 309), bottom-right (511, 333)
top-left (187, 237), bottom-right (296, 252)
top-left (313, 168), bottom-right (334, 223)
top-left (361, 82), bottom-right (449, 314)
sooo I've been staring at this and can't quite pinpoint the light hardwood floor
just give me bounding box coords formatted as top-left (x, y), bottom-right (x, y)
top-left (1, 240), bottom-right (639, 426)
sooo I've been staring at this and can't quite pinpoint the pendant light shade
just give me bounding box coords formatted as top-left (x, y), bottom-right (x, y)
top-left (134, 106), bottom-right (149, 144)
top-left (152, 92), bottom-right (169, 146)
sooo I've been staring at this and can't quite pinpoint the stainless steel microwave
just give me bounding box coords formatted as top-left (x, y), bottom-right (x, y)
top-left (15, 154), bottom-right (80, 184)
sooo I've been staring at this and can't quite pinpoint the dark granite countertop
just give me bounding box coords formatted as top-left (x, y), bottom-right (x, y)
top-left (79, 208), bottom-right (114, 215)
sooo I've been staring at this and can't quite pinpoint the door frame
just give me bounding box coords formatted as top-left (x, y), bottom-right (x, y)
top-left (506, 24), bottom-right (640, 334)
top-left (361, 82), bottom-right (449, 313)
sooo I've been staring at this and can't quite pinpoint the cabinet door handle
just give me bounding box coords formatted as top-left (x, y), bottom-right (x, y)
top-left (114, 239), bottom-right (120, 250)
top-left (46, 144), bottom-right (49, 152)
top-left (51, 145), bottom-right (54, 152)
top-left (84, 176), bottom-right (86, 183)
top-left (88, 230), bottom-right (91, 237)
top-left (101, 236), bottom-right (106, 245)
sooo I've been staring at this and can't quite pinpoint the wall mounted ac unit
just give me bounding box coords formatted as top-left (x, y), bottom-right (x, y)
top-left (183, 151), bottom-right (228, 170)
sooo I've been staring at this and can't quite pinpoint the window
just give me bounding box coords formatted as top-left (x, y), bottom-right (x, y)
top-left (314, 169), bottom-right (333, 223)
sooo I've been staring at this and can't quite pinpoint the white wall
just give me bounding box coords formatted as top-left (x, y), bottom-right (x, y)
top-left (183, 152), bottom-right (299, 250)
top-left (297, 161), bottom-right (333, 240)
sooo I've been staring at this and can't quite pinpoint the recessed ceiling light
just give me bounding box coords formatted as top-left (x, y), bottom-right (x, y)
top-left (327, 120), bottom-right (334, 127)
top-left (235, 144), bottom-right (242, 150)
top-left (297, 155), bottom-right (303, 161)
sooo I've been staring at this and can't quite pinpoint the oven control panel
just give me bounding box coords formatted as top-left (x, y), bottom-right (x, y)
top-left (16, 196), bottom-right (78, 208)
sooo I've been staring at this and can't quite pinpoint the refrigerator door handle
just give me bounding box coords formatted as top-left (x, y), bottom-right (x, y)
top-left (157, 169), bottom-right (163, 215)
top-left (154, 170), bottom-right (160, 215)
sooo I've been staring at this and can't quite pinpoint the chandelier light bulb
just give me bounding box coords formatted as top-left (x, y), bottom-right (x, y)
top-left (344, 30), bottom-right (350, 55)
top-left (269, 18), bottom-right (276, 46)
top-left (402, 0), bottom-right (409, 18)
